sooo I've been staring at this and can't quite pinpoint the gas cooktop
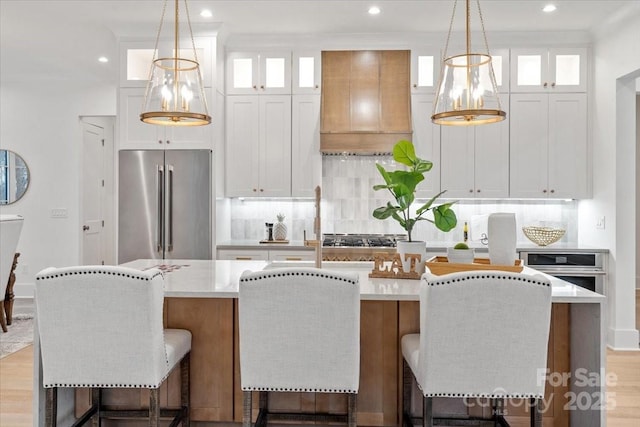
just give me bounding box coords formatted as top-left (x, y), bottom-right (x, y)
top-left (322, 233), bottom-right (407, 248)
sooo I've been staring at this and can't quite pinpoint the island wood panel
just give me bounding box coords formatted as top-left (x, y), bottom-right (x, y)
top-left (397, 302), bottom-right (570, 427)
top-left (233, 300), bottom-right (399, 426)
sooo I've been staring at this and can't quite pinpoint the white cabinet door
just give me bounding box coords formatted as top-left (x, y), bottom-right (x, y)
top-left (291, 95), bottom-right (321, 197)
top-left (259, 96), bottom-right (292, 196)
top-left (410, 49), bottom-right (440, 94)
top-left (511, 48), bottom-right (587, 93)
top-left (411, 95), bottom-right (441, 198)
top-left (225, 96), bottom-right (260, 196)
top-left (474, 98), bottom-right (510, 199)
top-left (226, 51), bottom-right (291, 95)
top-left (440, 126), bottom-right (475, 199)
top-left (548, 93), bottom-right (587, 198)
top-left (119, 88), bottom-right (213, 150)
top-left (510, 93), bottom-right (587, 199)
top-left (269, 250), bottom-right (315, 261)
top-left (293, 51), bottom-right (321, 94)
top-left (510, 94), bottom-right (549, 198)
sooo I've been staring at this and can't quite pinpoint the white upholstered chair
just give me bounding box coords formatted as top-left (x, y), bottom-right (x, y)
top-left (35, 265), bottom-right (192, 427)
top-left (0, 214), bottom-right (23, 332)
top-left (402, 271), bottom-right (552, 427)
top-left (239, 268), bottom-right (360, 427)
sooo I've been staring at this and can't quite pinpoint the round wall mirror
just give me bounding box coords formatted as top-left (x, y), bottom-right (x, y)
top-left (0, 149), bottom-right (30, 205)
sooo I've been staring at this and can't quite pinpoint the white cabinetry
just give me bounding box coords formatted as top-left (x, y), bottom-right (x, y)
top-left (410, 49), bottom-right (440, 94)
top-left (217, 248), bottom-right (314, 261)
top-left (510, 93), bottom-right (587, 199)
top-left (291, 95), bottom-right (321, 197)
top-left (118, 88), bottom-right (213, 150)
top-left (292, 51), bottom-right (321, 94)
top-left (410, 95), bottom-right (440, 198)
top-left (226, 51), bottom-right (291, 95)
top-left (225, 95), bottom-right (292, 197)
top-left (440, 99), bottom-right (510, 199)
top-left (511, 48), bottom-right (587, 93)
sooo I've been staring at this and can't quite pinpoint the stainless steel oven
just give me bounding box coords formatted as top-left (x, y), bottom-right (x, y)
top-left (520, 251), bottom-right (606, 295)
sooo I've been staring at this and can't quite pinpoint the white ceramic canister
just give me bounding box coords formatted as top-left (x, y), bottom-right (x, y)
top-left (488, 213), bottom-right (517, 266)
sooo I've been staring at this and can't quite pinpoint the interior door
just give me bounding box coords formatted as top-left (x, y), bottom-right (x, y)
top-left (81, 122), bottom-right (104, 265)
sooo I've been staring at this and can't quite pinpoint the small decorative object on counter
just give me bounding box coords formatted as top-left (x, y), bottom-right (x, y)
top-left (463, 221), bottom-right (469, 242)
top-left (273, 213), bottom-right (288, 241)
top-left (522, 226), bottom-right (566, 246)
top-left (369, 252), bottom-right (422, 279)
top-left (446, 242), bottom-right (475, 264)
top-left (265, 223), bottom-right (274, 241)
top-left (488, 213), bottom-right (517, 266)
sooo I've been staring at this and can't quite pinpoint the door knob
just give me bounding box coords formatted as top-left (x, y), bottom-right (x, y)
top-left (82, 225), bottom-right (90, 231)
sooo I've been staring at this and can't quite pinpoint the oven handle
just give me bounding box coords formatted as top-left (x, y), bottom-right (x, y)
top-left (534, 269), bottom-right (606, 276)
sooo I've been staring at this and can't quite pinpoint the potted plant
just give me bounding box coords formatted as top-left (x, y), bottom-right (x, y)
top-left (446, 242), bottom-right (475, 264)
top-left (372, 140), bottom-right (457, 273)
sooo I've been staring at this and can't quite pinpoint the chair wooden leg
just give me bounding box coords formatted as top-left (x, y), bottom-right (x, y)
top-left (90, 388), bottom-right (101, 427)
top-left (422, 396), bottom-right (433, 427)
top-left (243, 391), bottom-right (252, 427)
top-left (347, 393), bottom-right (357, 427)
top-left (530, 398), bottom-right (542, 427)
top-left (149, 388), bottom-right (160, 427)
top-left (181, 353), bottom-right (191, 427)
top-left (0, 303), bottom-right (7, 333)
top-left (45, 388), bottom-right (57, 427)
top-left (402, 359), bottom-right (412, 427)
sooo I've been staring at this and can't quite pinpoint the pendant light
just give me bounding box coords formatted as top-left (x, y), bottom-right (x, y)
top-left (432, 0), bottom-right (506, 126)
top-left (140, 0), bottom-right (211, 126)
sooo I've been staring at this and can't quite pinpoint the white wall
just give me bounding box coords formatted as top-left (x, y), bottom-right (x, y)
top-left (579, 5), bottom-right (640, 349)
top-left (0, 82), bottom-right (116, 297)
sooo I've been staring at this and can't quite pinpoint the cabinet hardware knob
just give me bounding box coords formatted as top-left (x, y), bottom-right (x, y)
top-left (469, 189), bottom-right (474, 193)
top-left (543, 189), bottom-right (548, 193)
top-left (166, 140), bottom-right (170, 144)
top-left (260, 189), bottom-right (264, 192)
top-left (315, 84), bottom-right (319, 89)
top-left (253, 188), bottom-right (257, 192)
top-left (543, 82), bottom-right (548, 88)
top-left (413, 83), bottom-right (417, 88)
top-left (252, 85), bottom-right (257, 89)
top-left (477, 189), bottom-right (481, 193)
top-left (551, 82), bottom-right (556, 87)
top-left (82, 225), bottom-right (90, 231)
top-left (260, 85), bottom-right (265, 89)
top-left (550, 189), bottom-right (555, 193)
top-left (158, 140), bottom-right (163, 144)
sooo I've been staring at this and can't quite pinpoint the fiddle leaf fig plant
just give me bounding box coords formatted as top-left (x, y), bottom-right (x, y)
top-left (372, 140), bottom-right (457, 241)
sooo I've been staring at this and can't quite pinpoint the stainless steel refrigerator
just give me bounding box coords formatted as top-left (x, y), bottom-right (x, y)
top-left (118, 149), bottom-right (212, 264)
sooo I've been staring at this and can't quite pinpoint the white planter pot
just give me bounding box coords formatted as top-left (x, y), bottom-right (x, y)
top-left (396, 240), bottom-right (426, 275)
top-left (446, 247), bottom-right (475, 264)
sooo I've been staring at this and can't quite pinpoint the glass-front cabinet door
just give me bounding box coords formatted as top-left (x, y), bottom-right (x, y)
top-left (293, 51), bottom-right (321, 94)
top-left (410, 49), bottom-right (439, 94)
top-left (511, 48), bottom-right (586, 93)
top-left (226, 51), bottom-right (291, 95)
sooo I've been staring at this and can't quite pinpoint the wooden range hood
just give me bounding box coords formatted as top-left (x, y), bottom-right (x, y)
top-left (320, 50), bottom-right (412, 154)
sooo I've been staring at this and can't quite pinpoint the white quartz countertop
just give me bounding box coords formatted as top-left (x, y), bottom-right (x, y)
top-left (121, 259), bottom-right (605, 303)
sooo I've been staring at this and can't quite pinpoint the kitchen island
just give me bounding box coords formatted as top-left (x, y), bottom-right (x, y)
top-left (33, 259), bottom-right (606, 427)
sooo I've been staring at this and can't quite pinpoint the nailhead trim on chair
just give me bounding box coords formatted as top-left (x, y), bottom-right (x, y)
top-left (242, 387), bottom-right (358, 393)
top-left (240, 270), bottom-right (358, 285)
top-left (428, 273), bottom-right (550, 287)
top-left (424, 392), bottom-right (543, 398)
top-left (36, 269), bottom-right (163, 282)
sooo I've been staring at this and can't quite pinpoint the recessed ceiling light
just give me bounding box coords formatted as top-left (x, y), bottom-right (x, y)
top-left (368, 6), bottom-right (381, 15)
top-left (543, 4), bottom-right (557, 13)
top-left (200, 9), bottom-right (213, 18)
top-left (98, 56), bottom-right (109, 63)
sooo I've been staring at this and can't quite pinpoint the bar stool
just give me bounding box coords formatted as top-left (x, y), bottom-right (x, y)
top-left (401, 271), bottom-right (552, 427)
top-left (239, 268), bottom-right (360, 427)
top-left (35, 265), bottom-right (191, 427)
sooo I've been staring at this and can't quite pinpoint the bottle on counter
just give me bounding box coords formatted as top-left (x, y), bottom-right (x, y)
top-left (463, 221), bottom-right (469, 242)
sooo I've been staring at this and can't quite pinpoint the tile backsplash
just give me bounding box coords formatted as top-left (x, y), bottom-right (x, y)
top-left (228, 156), bottom-right (578, 244)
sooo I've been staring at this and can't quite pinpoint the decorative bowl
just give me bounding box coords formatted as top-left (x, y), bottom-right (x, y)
top-left (522, 226), bottom-right (566, 246)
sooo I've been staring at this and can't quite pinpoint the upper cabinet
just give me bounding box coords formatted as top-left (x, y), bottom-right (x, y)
top-left (511, 47), bottom-right (587, 93)
top-left (292, 51), bottom-right (321, 94)
top-left (291, 95), bottom-right (322, 197)
top-left (410, 49), bottom-right (440, 94)
top-left (118, 88), bottom-right (213, 150)
top-left (226, 51), bottom-right (291, 95)
top-left (410, 94), bottom-right (441, 198)
top-left (119, 39), bottom-right (214, 88)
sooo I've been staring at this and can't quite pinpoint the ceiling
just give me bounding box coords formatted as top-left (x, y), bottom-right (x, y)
top-left (1, 0), bottom-right (639, 85)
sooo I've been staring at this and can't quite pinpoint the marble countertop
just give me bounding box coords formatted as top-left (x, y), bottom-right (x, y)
top-left (216, 240), bottom-right (609, 253)
top-left (121, 259), bottom-right (606, 303)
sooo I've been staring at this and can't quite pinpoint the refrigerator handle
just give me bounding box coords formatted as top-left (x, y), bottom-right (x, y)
top-left (157, 165), bottom-right (164, 253)
top-left (167, 164), bottom-right (174, 252)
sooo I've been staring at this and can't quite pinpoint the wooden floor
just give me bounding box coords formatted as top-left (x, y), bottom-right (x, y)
top-left (1, 345), bottom-right (639, 426)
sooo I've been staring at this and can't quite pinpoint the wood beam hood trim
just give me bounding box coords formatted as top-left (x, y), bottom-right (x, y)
top-left (320, 50), bottom-right (412, 154)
